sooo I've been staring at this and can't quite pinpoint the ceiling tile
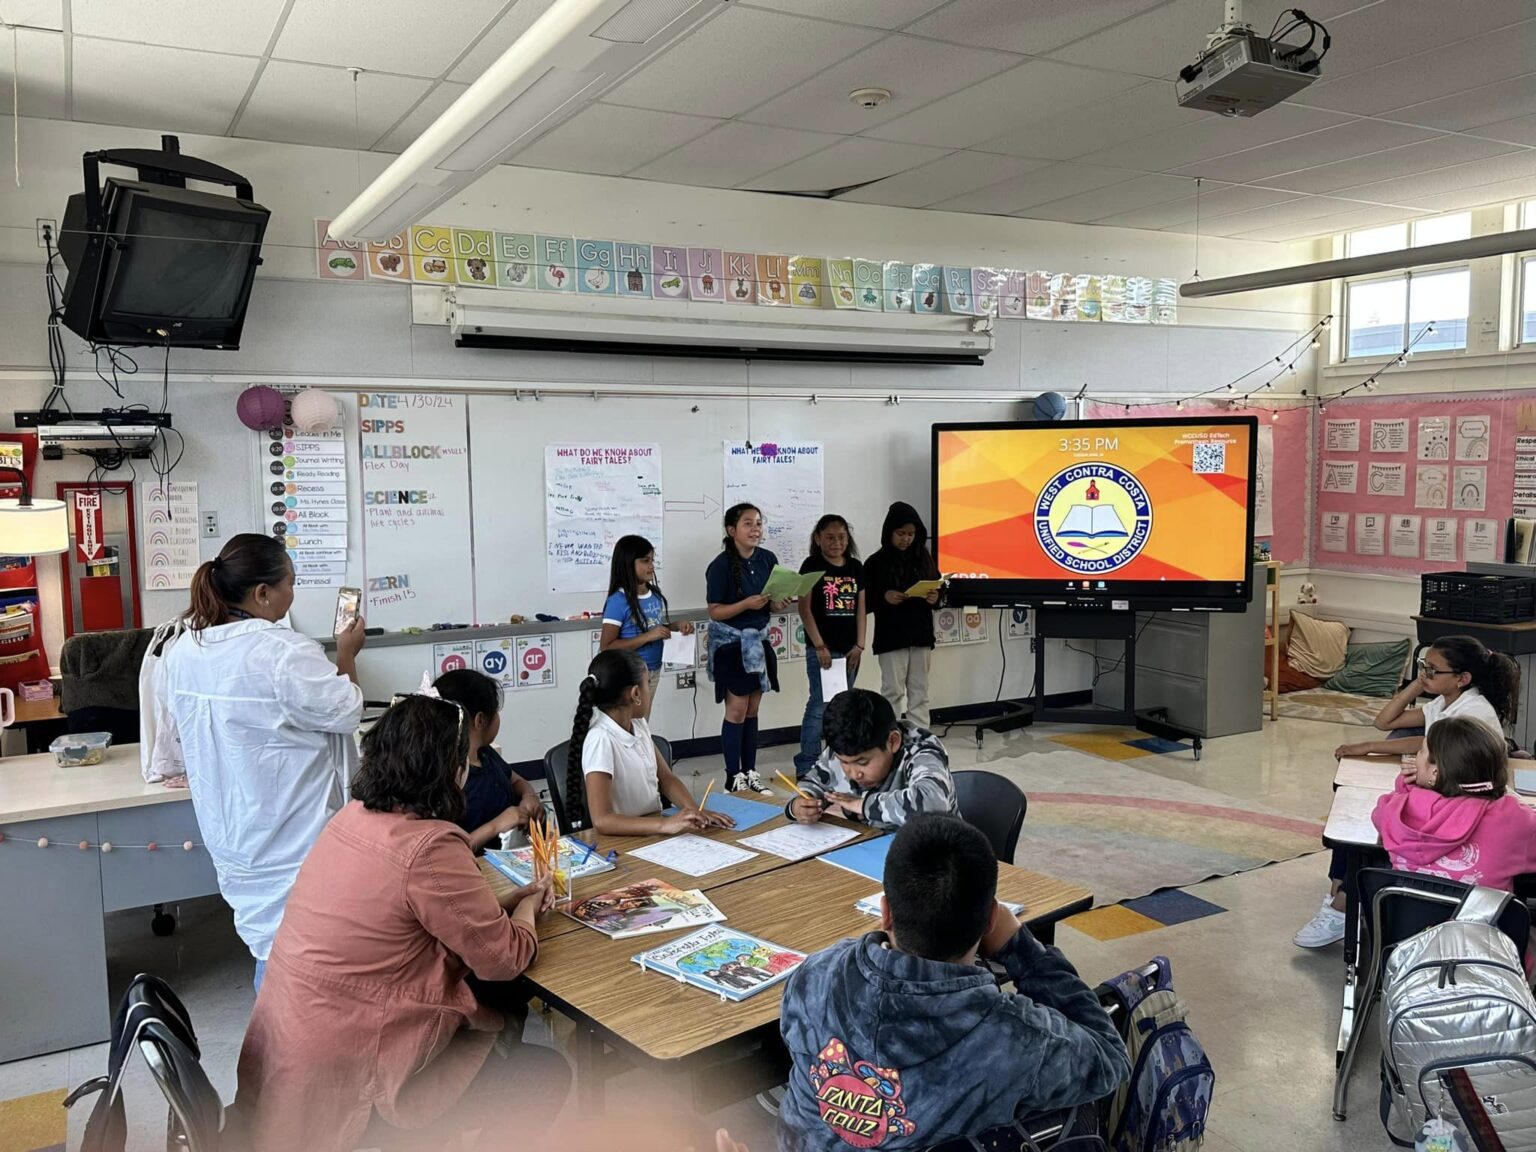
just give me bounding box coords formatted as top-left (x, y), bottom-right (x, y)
top-left (2, 0), bottom-right (63, 31)
top-left (71, 40), bottom-right (259, 135)
top-left (2, 28), bottom-right (64, 118)
top-left (739, 136), bottom-right (949, 193)
top-left (1399, 175), bottom-right (1536, 214)
top-left (867, 59), bottom-right (1143, 150)
top-left (744, 0), bottom-right (950, 29)
top-left (71, 0), bottom-right (284, 53)
top-left (1229, 205), bottom-right (1430, 242)
top-left (448, 0), bottom-right (558, 83)
top-left (1389, 74), bottom-right (1536, 134)
top-left (904, 0), bottom-right (1168, 56)
top-left (1077, 102), bottom-right (1351, 174)
top-left (975, 80), bottom-right (1202, 161)
top-left (1096, 184), bottom-right (1300, 230)
top-left (373, 81), bottom-right (469, 152)
top-left (235, 61), bottom-right (431, 149)
top-left (1335, 149), bottom-right (1536, 206)
top-left (273, 0), bottom-right (506, 77)
top-left (1169, 119), bottom-right (1437, 183)
top-left (606, 6), bottom-right (883, 119)
top-left (932, 162), bottom-right (1140, 215)
top-left (1470, 114), bottom-right (1536, 148)
top-left (743, 35), bottom-right (1020, 135)
top-left (1017, 173), bottom-right (1208, 224)
top-left (1166, 193), bottom-right (1378, 235)
top-left (1260, 135), bottom-right (1521, 195)
top-left (835, 151), bottom-right (1052, 208)
top-left (1294, 20), bottom-right (1536, 117)
top-left (1319, 2), bottom-right (1535, 78)
top-left (628, 120), bottom-right (842, 187)
top-left (511, 103), bottom-right (720, 176)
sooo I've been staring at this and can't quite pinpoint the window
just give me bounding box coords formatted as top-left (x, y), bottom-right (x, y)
top-left (1343, 213), bottom-right (1471, 358)
top-left (1519, 202), bottom-right (1536, 345)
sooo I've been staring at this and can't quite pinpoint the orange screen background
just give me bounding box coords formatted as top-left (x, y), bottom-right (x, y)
top-left (936, 423), bottom-right (1253, 581)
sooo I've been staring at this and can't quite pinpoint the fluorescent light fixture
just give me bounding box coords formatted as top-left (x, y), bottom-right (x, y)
top-left (1181, 226), bottom-right (1536, 298)
top-left (329, 0), bottom-right (727, 242)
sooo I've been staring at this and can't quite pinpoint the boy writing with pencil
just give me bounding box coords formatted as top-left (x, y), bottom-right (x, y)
top-left (785, 689), bottom-right (957, 830)
top-left (777, 815), bottom-right (1129, 1151)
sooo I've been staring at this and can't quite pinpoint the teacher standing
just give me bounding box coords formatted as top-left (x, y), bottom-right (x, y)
top-left (163, 534), bottom-right (366, 989)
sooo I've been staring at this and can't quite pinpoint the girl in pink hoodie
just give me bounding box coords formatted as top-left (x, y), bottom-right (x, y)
top-left (1372, 716), bottom-right (1536, 892)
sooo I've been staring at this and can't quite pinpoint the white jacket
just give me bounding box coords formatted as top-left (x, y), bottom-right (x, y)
top-left (162, 618), bottom-right (363, 961)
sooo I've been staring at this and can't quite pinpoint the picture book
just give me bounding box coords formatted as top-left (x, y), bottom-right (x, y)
top-left (484, 837), bottom-right (616, 887)
top-left (562, 878), bottom-right (725, 939)
top-left (854, 893), bottom-right (1025, 919)
top-left (632, 924), bottom-right (806, 1002)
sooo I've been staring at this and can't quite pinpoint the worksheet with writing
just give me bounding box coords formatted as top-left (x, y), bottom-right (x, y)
top-left (739, 822), bottom-right (860, 861)
top-left (627, 835), bottom-right (758, 878)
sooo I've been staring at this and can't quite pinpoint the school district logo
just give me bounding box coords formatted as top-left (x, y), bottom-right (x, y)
top-left (1035, 463), bottom-right (1152, 575)
top-left (810, 1037), bottom-right (917, 1148)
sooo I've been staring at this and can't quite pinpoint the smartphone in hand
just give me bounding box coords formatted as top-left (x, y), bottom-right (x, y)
top-left (333, 587), bottom-right (362, 636)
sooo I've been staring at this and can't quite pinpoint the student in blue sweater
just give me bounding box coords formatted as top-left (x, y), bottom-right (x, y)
top-left (778, 815), bottom-right (1129, 1152)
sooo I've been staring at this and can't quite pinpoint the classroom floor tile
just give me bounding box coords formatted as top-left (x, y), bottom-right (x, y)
top-left (1063, 904), bottom-right (1165, 940)
top-left (1048, 733), bottom-right (1154, 761)
top-left (1122, 889), bottom-right (1226, 926)
top-left (1125, 736), bottom-right (1192, 755)
top-left (0, 1089), bottom-right (66, 1152)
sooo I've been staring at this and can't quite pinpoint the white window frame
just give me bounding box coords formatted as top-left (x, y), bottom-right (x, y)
top-left (1342, 262), bottom-right (1471, 363)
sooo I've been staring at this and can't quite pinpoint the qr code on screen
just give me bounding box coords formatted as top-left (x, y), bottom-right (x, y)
top-left (1192, 442), bottom-right (1226, 475)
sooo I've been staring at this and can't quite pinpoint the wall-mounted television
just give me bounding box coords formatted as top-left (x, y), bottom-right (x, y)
top-left (933, 416), bottom-right (1257, 610)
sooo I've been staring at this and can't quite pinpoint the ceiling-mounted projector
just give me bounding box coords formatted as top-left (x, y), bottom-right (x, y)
top-left (1176, 3), bottom-right (1328, 117)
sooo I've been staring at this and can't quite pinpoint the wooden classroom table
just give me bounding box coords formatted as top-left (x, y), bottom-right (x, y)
top-left (11, 694), bottom-right (68, 754)
top-left (478, 807), bottom-right (878, 942)
top-left (521, 855), bottom-right (1093, 1111)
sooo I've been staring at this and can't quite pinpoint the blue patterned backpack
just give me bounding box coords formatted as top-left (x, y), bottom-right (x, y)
top-left (1098, 957), bottom-right (1215, 1152)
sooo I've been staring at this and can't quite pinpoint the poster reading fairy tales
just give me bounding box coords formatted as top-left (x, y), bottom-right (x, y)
top-left (810, 1037), bottom-right (918, 1147)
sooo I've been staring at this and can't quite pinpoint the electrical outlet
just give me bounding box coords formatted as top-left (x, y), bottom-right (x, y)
top-left (36, 219), bottom-right (57, 249)
top-left (676, 670), bottom-right (695, 689)
top-left (1030, 637), bottom-right (1037, 653)
top-left (202, 512), bottom-right (220, 538)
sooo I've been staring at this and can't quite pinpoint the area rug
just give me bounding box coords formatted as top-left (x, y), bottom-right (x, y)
top-left (1275, 688), bottom-right (1389, 727)
top-left (977, 748), bottom-right (1325, 908)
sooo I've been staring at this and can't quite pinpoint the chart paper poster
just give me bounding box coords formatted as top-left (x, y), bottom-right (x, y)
top-left (1389, 514), bottom-right (1422, 558)
top-left (1425, 517), bottom-right (1457, 563)
top-left (1356, 513), bottom-right (1385, 556)
top-left (358, 392), bottom-right (473, 630)
top-left (141, 481), bottom-right (199, 590)
top-left (544, 445), bottom-right (663, 594)
top-left (934, 422), bottom-right (1253, 583)
top-left (1324, 420), bottom-right (1359, 452)
top-left (1466, 519), bottom-right (1500, 563)
top-left (1255, 424), bottom-right (1274, 537)
top-left (1320, 512), bottom-right (1349, 553)
top-left (722, 442), bottom-right (824, 562)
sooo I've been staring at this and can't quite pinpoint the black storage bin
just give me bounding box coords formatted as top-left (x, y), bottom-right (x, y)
top-left (1421, 571), bottom-right (1536, 624)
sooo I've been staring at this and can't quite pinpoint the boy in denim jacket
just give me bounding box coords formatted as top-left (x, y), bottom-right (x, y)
top-left (777, 815), bottom-right (1129, 1151)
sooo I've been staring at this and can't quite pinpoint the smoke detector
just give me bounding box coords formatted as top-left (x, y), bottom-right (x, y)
top-left (848, 87), bottom-right (892, 109)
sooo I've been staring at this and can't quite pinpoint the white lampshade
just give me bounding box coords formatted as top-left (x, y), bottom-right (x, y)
top-left (0, 498), bottom-right (69, 555)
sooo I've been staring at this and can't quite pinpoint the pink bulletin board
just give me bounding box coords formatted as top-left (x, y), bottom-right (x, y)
top-left (1311, 391), bottom-right (1520, 575)
top-left (1085, 400), bottom-right (1309, 565)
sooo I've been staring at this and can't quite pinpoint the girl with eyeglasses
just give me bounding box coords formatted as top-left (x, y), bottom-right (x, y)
top-left (1333, 634), bottom-right (1518, 760)
top-left (1296, 634), bottom-right (1520, 949)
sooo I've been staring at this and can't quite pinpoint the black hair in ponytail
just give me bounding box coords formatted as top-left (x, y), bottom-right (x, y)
top-left (722, 502), bottom-right (761, 595)
top-left (566, 648), bottom-right (648, 829)
top-left (184, 533), bottom-right (291, 632)
top-left (1431, 634), bottom-right (1521, 724)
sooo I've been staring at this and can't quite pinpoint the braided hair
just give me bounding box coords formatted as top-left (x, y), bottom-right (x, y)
top-left (1430, 634), bottom-right (1521, 724)
top-left (566, 649), bottom-right (648, 830)
top-left (722, 502), bottom-right (761, 595)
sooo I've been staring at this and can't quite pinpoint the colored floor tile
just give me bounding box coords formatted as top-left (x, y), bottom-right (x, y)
top-left (1062, 904), bottom-right (1164, 941)
top-left (1049, 733), bottom-right (1154, 761)
top-left (0, 1089), bottom-right (66, 1152)
top-left (1125, 736), bottom-right (1191, 755)
top-left (1123, 888), bottom-right (1227, 927)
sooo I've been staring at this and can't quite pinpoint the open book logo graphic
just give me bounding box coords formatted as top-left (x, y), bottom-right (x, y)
top-left (1035, 463), bottom-right (1152, 575)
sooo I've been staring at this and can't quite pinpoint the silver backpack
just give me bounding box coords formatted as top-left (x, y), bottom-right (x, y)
top-left (1380, 886), bottom-right (1536, 1148)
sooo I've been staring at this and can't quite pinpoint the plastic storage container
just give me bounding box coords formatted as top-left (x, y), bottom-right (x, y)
top-left (49, 732), bottom-right (113, 767)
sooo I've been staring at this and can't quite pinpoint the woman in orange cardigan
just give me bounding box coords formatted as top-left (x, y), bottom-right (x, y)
top-left (234, 694), bottom-right (568, 1152)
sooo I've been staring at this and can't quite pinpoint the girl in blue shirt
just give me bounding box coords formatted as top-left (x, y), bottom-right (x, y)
top-left (599, 534), bottom-right (692, 719)
top-left (705, 504), bottom-right (790, 794)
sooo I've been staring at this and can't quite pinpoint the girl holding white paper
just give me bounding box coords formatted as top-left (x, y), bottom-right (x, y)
top-left (599, 534), bottom-right (692, 718)
top-left (794, 514), bottom-right (867, 779)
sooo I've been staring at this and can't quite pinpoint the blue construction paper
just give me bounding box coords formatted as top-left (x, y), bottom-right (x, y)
top-left (821, 835), bottom-right (893, 882)
top-left (663, 792), bottom-right (782, 831)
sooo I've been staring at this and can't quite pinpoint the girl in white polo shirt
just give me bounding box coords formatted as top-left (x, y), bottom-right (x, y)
top-left (567, 650), bottom-right (736, 836)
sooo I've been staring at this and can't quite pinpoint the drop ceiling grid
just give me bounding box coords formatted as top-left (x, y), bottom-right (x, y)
top-left (4, 0), bottom-right (1536, 238)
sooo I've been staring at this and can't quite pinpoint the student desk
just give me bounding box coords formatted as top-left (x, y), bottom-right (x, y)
top-left (12, 695), bottom-right (68, 754)
top-left (0, 744), bottom-right (220, 1062)
top-left (479, 814), bottom-right (878, 942)
top-left (521, 857), bottom-right (1093, 1112)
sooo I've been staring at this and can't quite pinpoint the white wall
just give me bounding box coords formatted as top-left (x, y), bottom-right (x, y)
top-left (0, 116), bottom-right (1322, 760)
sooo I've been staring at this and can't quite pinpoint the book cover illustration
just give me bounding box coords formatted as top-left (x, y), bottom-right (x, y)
top-left (632, 923), bottom-right (806, 1002)
top-left (485, 838), bottom-right (616, 887)
top-left (563, 878), bottom-right (724, 939)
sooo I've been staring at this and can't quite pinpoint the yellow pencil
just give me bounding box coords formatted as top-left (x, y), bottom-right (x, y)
top-left (774, 770), bottom-right (810, 800)
top-left (701, 779), bottom-right (715, 808)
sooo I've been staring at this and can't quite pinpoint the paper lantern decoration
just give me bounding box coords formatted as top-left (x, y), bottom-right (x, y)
top-left (237, 386), bottom-right (286, 431)
top-left (290, 389), bottom-right (340, 434)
